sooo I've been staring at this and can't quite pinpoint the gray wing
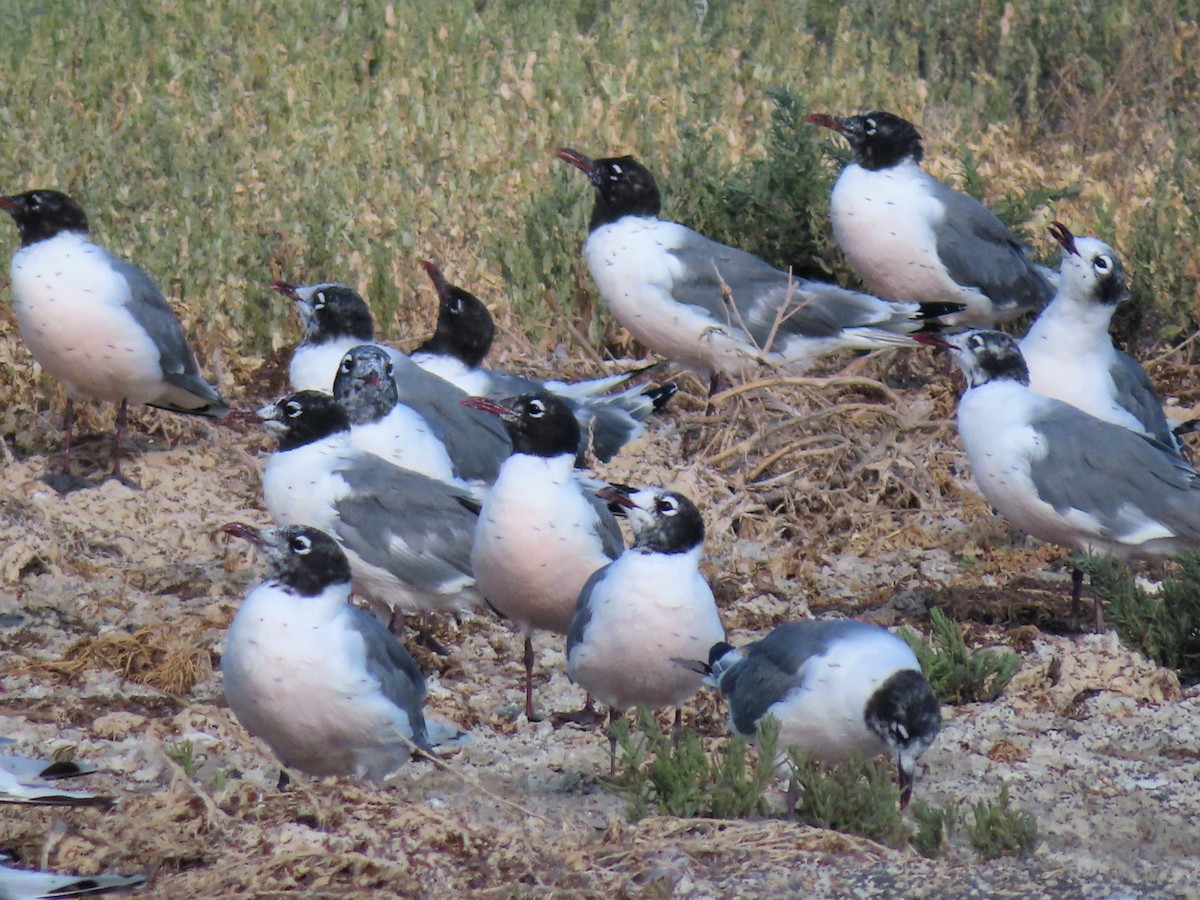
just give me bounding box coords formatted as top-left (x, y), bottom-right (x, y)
top-left (1109, 349), bottom-right (1178, 452)
top-left (104, 250), bottom-right (227, 414)
top-left (345, 606), bottom-right (431, 750)
top-left (389, 355), bottom-right (512, 483)
top-left (669, 230), bottom-right (921, 348)
top-left (586, 492), bottom-right (625, 560)
top-left (479, 368), bottom-right (544, 397)
top-left (0, 865), bottom-right (146, 898)
top-left (1029, 403), bottom-right (1200, 540)
top-left (334, 456), bottom-right (479, 592)
top-left (566, 564), bottom-right (610, 658)
top-left (927, 176), bottom-right (1055, 315)
top-left (722, 621), bottom-right (879, 735)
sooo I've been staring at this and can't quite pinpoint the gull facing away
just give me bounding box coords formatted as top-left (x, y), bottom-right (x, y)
top-left (412, 260), bottom-right (677, 463)
top-left (0, 190), bottom-right (227, 483)
top-left (921, 329), bottom-right (1200, 629)
top-left (221, 523), bottom-right (444, 780)
top-left (686, 620), bottom-right (940, 807)
top-left (807, 111), bottom-right (1055, 326)
top-left (461, 393), bottom-right (624, 721)
top-left (568, 487), bottom-right (726, 775)
top-left (1021, 222), bottom-right (1181, 455)
top-left (556, 148), bottom-right (963, 394)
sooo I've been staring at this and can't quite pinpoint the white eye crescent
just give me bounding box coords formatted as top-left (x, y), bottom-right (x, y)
top-left (864, 117), bottom-right (877, 135)
top-left (313, 291), bottom-right (326, 308)
top-left (339, 357), bottom-right (353, 373)
top-left (290, 535), bottom-right (312, 554)
top-left (284, 401), bottom-right (303, 418)
top-left (527, 398), bottom-right (546, 418)
top-left (1094, 254), bottom-right (1112, 274)
top-left (385, 361), bottom-right (395, 378)
top-left (655, 495), bottom-right (679, 516)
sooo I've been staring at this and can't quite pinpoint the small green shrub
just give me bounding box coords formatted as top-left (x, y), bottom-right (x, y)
top-left (612, 706), bottom-right (776, 820)
top-left (968, 785), bottom-right (1039, 859)
top-left (787, 751), bottom-right (907, 846)
top-left (908, 799), bottom-right (956, 858)
top-left (1078, 553), bottom-right (1200, 683)
top-left (900, 608), bottom-right (1020, 704)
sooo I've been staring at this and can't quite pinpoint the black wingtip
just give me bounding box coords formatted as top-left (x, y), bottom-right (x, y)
top-left (644, 382), bottom-right (678, 411)
top-left (915, 301), bottom-right (967, 321)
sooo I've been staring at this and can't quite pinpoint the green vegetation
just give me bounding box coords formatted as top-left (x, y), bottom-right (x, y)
top-left (167, 739), bottom-right (201, 778)
top-left (787, 750), bottom-right (907, 845)
top-left (967, 786), bottom-right (1040, 859)
top-left (908, 799), bottom-right (956, 858)
top-left (0, 0), bottom-right (1195, 429)
top-left (1079, 553), bottom-right (1200, 683)
top-left (612, 706), bottom-right (776, 820)
top-left (900, 608), bottom-right (1021, 704)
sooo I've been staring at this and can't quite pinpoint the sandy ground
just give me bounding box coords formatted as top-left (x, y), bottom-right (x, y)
top-left (1, 354), bottom-right (1199, 898)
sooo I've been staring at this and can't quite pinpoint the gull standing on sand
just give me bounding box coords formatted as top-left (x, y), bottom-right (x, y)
top-left (0, 189), bottom-right (227, 482)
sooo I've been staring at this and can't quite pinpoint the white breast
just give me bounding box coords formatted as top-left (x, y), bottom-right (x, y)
top-left (289, 338), bottom-right (361, 393)
top-left (261, 438), bottom-right (351, 534)
top-left (764, 630), bottom-right (917, 760)
top-left (223, 582), bottom-right (417, 779)
top-left (471, 454), bottom-right (612, 634)
top-left (349, 407), bottom-right (461, 487)
top-left (10, 233), bottom-right (166, 403)
top-left (1021, 300), bottom-right (1146, 435)
top-left (410, 353), bottom-right (491, 397)
top-left (568, 546), bottom-right (724, 710)
top-left (957, 382), bottom-right (1113, 552)
top-left (585, 218), bottom-right (753, 376)
top-left (831, 163), bottom-right (982, 311)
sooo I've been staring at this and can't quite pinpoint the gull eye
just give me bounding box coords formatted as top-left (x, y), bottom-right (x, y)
top-left (891, 722), bottom-right (909, 742)
top-left (610, 163), bottom-right (623, 176)
top-left (449, 297), bottom-right (463, 314)
top-left (284, 400), bottom-right (303, 418)
top-left (655, 495), bottom-right (679, 517)
top-left (968, 334), bottom-right (986, 352)
top-left (290, 534), bottom-right (312, 555)
top-left (339, 357), bottom-right (353, 374)
top-left (864, 117), bottom-right (877, 135)
top-left (385, 360), bottom-right (395, 378)
top-left (313, 291), bottom-right (326, 309)
top-left (1094, 254), bottom-right (1112, 274)
top-left (526, 398), bottom-right (546, 418)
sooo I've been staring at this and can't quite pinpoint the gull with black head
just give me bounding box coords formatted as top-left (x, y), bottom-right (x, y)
top-left (414, 260), bottom-right (677, 463)
top-left (460, 392), bottom-right (624, 721)
top-left (921, 328), bottom-right (1200, 629)
top-left (256, 390), bottom-right (482, 646)
top-left (1021, 222), bottom-right (1181, 455)
top-left (568, 487), bottom-right (725, 775)
top-left (687, 619), bottom-right (940, 807)
top-left (221, 523), bottom-right (444, 780)
top-left (0, 189), bottom-right (227, 486)
top-left (557, 148), bottom-right (962, 394)
top-left (807, 111), bottom-right (1055, 326)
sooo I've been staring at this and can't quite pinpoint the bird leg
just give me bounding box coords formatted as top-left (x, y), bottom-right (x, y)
top-left (551, 691), bottom-right (605, 728)
top-left (1070, 565), bottom-right (1084, 632)
top-left (416, 610), bottom-right (451, 657)
top-left (60, 398), bottom-right (75, 474)
top-left (110, 398), bottom-right (128, 476)
top-left (608, 707), bottom-right (621, 779)
top-left (522, 634), bottom-right (542, 722)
